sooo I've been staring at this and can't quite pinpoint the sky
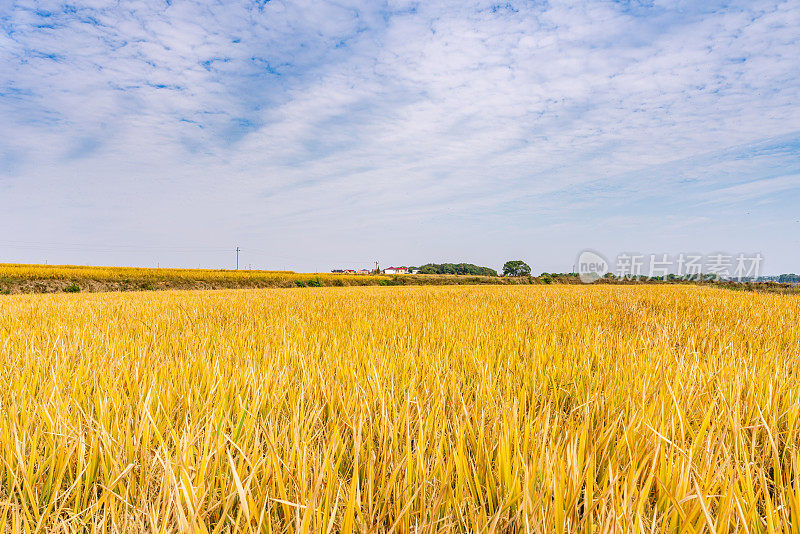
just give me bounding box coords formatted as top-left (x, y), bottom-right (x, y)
top-left (1, 0), bottom-right (799, 274)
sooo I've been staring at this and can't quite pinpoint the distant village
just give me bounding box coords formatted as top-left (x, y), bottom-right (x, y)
top-left (331, 266), bottom-right (420, 275)
top-left (331, 262), bottom-right (507, 276)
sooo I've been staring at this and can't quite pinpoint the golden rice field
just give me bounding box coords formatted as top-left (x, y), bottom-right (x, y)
top-left (0, 264), bottom-right (512, 294)
top-left (1, 284), bottom-right (799, 532)
top-left (0, 263), bottom-right (392, 293)
top-left (0, 263), bottom-right (327, 284)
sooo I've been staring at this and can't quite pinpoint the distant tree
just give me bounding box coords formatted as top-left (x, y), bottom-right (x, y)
top-left (503, 260), bottom-right (531, 277)
top-left (415, 263), bottom-right (498, 276)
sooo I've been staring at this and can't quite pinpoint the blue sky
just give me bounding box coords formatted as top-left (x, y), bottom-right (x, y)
top-left (1, 0), bottom-right (799, 273)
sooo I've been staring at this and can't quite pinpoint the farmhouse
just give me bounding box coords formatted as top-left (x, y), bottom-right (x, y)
top-left (384, 266), bottom-right (409, 274)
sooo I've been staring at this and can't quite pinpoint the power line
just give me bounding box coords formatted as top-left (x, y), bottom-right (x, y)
top-left (0, 240), bottom-right (376, 263)
top-left (0, 240), bottom-right (382, 270)
top-left (0, 240), bottom-right (232, 252)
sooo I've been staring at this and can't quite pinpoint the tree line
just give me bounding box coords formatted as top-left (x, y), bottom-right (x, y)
top-left (409, 261), bottom-right (532, 277)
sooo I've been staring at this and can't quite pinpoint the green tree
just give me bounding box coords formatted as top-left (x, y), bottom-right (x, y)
top-left (415, 263), bottom-right (498, 276)
top-left (503, 260), bottom-right (531, 277)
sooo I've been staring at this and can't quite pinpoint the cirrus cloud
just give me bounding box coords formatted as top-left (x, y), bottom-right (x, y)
top-left (1, 0), bottom-right (799, 272)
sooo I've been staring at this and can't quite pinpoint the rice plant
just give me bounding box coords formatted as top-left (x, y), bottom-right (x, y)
top-left (0, 284), bottom-right (798, 532)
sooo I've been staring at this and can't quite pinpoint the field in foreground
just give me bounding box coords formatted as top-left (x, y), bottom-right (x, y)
top-left (1, 285), bottom-right (799, 532)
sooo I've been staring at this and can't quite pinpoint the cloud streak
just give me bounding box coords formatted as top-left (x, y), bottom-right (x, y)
top-left (1, 0), bottom-right (799, 272)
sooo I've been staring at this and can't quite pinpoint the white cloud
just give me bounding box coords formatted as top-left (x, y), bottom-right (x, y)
top-left (1, 0), bottom-right (799, 271)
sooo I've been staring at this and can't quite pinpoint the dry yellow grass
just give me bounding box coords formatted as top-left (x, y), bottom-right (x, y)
top-left (0, 263), bottom-right (317, 282)
top-left (0, 262), bottom-right (282, 277)
top-left (0, 263), bottom-right (393, 293)
top-left (0, 263), bottom-right (519, 295)
top-left (0, 284), bottom-right (798, 532)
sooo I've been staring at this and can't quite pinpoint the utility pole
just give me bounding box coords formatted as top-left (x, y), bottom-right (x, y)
top-left (236, 247), bottom-right (240, 270)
